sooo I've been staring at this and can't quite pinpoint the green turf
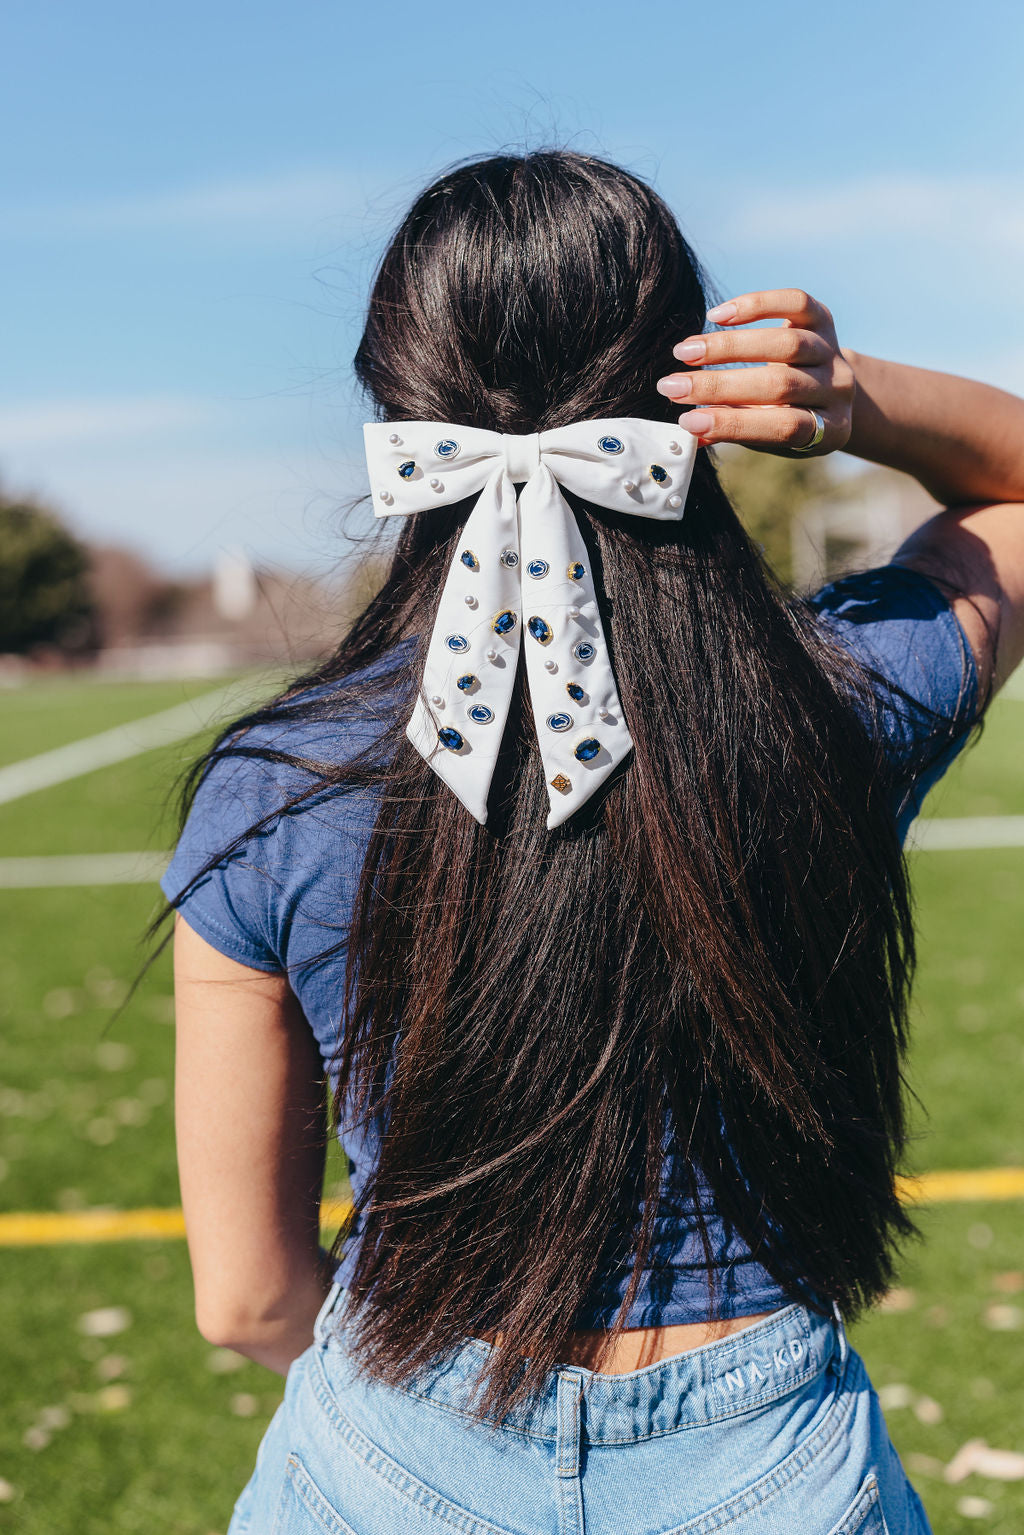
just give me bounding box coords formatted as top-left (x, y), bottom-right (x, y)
top-left (924, 698), bottom-right (1024, 819)
top-left (0, 677), bottom-right (1023, 1531)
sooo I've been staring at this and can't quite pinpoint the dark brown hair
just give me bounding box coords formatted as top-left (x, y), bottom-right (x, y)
top-left (172, 151), bottom-right (969, 1420)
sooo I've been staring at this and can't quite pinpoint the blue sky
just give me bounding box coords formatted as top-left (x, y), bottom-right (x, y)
top-left (2, 0), bottom-right (1022, 572)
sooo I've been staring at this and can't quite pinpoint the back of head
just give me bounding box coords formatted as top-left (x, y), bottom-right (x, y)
top-left (218, 152), bottom-right (918, 1417)
top-left (355, 151), bottom-right (704, 433)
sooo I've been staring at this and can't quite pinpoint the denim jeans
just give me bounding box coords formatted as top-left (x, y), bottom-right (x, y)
top-left (227, 1284), bottom-right (931, 1535)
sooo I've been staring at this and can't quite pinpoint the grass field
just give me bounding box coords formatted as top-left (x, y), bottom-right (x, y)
top-left (0, 671), bottom-right (1023, 1533)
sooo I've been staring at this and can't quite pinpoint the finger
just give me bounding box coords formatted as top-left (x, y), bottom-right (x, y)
top-left (677, 405), bottom-right (828, 451)
top-left (704, 289), bottom-right (832, 332)
top-left (670, 326), bottom-right (831, 370)
top-left (657, 362), bottom-right (829, 409)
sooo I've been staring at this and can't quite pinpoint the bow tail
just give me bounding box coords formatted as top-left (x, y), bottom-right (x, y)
top-left (517, 467), bottom-right (634, 829)
top-left (405, 470), bottom-right (521, 825)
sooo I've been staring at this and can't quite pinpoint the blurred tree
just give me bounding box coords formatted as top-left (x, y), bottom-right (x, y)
top-left (0, 496), bottom-right (97, 655)
top-left (715, 445), bottom-right (844, 586)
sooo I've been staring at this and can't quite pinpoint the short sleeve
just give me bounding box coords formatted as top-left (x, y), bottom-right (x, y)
top-left (160, 749), bottom-right (289, 972)
top-left (807, 564), bottom-right (980, 837)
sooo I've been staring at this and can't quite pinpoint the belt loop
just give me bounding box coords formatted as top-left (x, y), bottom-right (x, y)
top-left (555, 1369), bottom-right (585, 1535)
top-left (831, 1300), bottom-right (849, 1369)
top-left (314, 1282), bottom-right (344, 1347)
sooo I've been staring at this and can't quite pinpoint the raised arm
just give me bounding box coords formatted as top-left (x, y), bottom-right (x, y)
top-left (173, 914), bottom-right (333, 1374)
top-left (656, 289), bottom-right (1024, 695)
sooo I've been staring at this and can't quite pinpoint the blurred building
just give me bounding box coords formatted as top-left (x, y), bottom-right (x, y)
top-left (791, 466), bottom-right (938, 592)
top-left (86, 544), bottom-right (389, 680)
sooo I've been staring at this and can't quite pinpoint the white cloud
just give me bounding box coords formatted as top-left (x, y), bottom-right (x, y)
top-left (0, 396), bottom-right (208, 448)
top-left (717, 174), bottom-right (1024, 254)
top-left (1, 168), bottom-right (380, 240)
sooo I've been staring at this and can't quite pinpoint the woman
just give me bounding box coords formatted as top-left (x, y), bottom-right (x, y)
top-left (164, 152), bottom-right (1024, 1534)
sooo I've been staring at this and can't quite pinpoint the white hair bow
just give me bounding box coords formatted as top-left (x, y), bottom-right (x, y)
top-left (363, 418), bottom-right (697, 829)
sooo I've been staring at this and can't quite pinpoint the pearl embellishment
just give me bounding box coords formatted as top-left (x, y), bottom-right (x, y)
top-left (623, 480), bottom-right (636, 493)
top-left (388, 433), bottom-right (401, 444)
top-left (430, 477), bottom-right (443, 490)
top-left (486, 648), bottom-right (497, 661)
top-left (667, 494), bottom-right (683, 509)
top-left (669, 440), bottom-right (681, 454)
top-left (378, 490), bottom-right (393, 504)
top-left (431, 694), bottom-right (444, 706)
top-left (464, 594), bottom-right (478, 608)
top-left (544, 659), bottom-right (557, 672)
top-left (567, 606), bottom-right (581, 620)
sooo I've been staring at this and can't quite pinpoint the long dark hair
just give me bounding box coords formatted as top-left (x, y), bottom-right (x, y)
top-left (170, 151), bottom-right (969, 1420)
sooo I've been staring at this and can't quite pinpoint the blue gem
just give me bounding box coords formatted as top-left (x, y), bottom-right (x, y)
top-left (573, 641), bottom-right (596, 662)
top-left (491, 609), bottom-right (518, 636)
top-left (468, 704), bottom-right (494, 724)
top-left (649, 463), bottom-right (668, 483)
top-left (566, 681), bottom-right (585, 702)
top-left (438, 726), bottom-right (464, 751)
top-left (567, 561), bottom-right (585, 580)
top-left (574, 737), bottom-right (601, 762)
top-left (527, 559), bottom-right (549, 579)
top-left (598, 435), bottom-right (624, 455)
top-left (527, 616), bottom-right (553, 645)
top-left (435, 438), bottom-right (460, 459)
top-left (456, 674), bottom-right (477, 692)
top-left (445, 634), bottom-right (470, 653)
top-left (398, 460), bottom-right (416, 479)
top-left (547, 712), bottom-right (573, 733)
top-left (460, 549), bottom-right (479, 570)
top-left (499, 549), bottom-right (519, 568)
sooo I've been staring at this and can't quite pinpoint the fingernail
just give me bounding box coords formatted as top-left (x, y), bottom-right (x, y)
top-left (706, 302), bottom-right (737, 324)
top-left (672, 340), bottom-right (706, 363)
top-left (656, 375), bottom-right (692, 398)
top-left (678, 411), bottom-right (714, 435)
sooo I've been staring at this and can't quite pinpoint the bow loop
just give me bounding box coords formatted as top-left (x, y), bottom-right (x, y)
top-left (363, 418), bottom-right (696, 828)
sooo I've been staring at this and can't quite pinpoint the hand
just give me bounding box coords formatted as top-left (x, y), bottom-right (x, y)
top-left (656, 289), bottom-right (855, 456)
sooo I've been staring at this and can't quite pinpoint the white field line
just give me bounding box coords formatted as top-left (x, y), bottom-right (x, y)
top-left (0, 852), bottom-right (170, 889)
top-left (0, 676), bottom-right (270, 808)
top-left (1, 818), bottom-right (1024, 891)
top-left (907, 816), bottom-right (1024, 852)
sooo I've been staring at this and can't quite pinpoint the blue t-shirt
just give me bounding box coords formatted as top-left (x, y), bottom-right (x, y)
top-left (162, 564), bottom-right (978, 1328)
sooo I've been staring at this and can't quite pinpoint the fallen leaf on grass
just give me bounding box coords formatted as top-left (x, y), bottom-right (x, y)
top-left (945, 1439), bottom-right (1024, 1484)
top-left (992, 1272), bottom-right (1024, 1294)
top-left (77, 1306), bottom-right (131, 1338)
top-left (96, 1385), bottom-right (132, 1411)
top-left (95, 1355), bottom-right (128, 1382)
top-left (983, 1303), bottom-right (1022, 1332)
top-left (957, 1496), bottom-right (994, 1519)
top-left (905, 1454), bottom-right (945, 1478)
top-left (913, 1396), bottom-right (944, 1425)
top-left (207, 1348), bottom-right (246, 1375)
top-left (877, 1288), bottom-right (916, 1313)
top-left (36, 1406), bottom-right (70, 1431)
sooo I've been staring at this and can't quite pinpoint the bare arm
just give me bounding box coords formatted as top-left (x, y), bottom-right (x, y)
top-left (173, 913), bottom-right (333, 1375)
top-left (656, 290), bottom-right (1024, 695)
top-left (841, 351), bottom-right (1024, 695)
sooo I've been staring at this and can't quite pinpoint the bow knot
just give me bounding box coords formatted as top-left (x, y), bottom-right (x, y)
top-left (502, 432), bottom-right (541, 481)
top-left (363, 418), bottom-right (696, 828)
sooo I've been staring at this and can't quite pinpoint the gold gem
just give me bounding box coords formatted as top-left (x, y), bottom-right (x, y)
top-left (550, 774), bottom-right (572, 793)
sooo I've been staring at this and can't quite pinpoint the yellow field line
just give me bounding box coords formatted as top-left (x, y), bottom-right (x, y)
top-left (1, 1175), bottom-right (1024, 1248)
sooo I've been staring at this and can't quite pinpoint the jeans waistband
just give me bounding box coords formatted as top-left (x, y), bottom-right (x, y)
top-left (314, 1287), bottom-right (846, 1447)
